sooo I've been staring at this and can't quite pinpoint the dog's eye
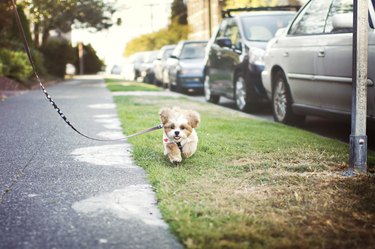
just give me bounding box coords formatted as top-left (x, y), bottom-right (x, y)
top-left (171, 124), bottom-right (175, 129)
top-left (180, 125), bottom-right (185, 130)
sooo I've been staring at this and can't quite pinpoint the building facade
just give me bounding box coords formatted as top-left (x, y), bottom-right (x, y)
top-left (187, 0), bottom-right (225, 40)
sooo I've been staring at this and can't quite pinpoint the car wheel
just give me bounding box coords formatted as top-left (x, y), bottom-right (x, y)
top-left (204, 75), bottom-right (220, 104)
top-left (234, 74), bottom-right (253, 112)
top-left (272, 71), bottom-right (305, 124)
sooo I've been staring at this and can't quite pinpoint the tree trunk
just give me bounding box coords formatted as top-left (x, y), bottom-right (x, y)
top-left (33, 22), bottom-right (40, 48)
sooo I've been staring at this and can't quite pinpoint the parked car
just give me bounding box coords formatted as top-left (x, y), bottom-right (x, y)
top-left (153, 44), bottom-right (176, 87)
top-left (122, 51), bottom-right (147, 81)
top-left (262, 0), bottom-right (375, 124)
top-left (167, 40), bottom-right (208, 92)
top-left (204, 8), bottom-right (296, 112)
top-left (139, 50), bottom-right (159, 83)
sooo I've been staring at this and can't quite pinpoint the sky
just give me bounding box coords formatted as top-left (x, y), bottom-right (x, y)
top-left (71, 0), bottom-right (172, 69)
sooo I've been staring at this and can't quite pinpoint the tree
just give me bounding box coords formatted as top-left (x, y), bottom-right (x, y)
top-left (24, 0), bottom-right (116, 48)
top-left (124, 0), bottom-right (190, 57)
top-left (171, 0), bottom-right (187, 25)
top-left (124, 22), bottom-right (189, 57)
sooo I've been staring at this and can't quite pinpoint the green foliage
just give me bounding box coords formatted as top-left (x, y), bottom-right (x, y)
top-left (0, 4), bottom-right (32, 49)
top-left (0, 48), bottom-right (32, 81)
top-left (42, 38), bottom-right (75, 77)
top-left (0, 62), bottom-right (3, 76)
top-left (124, 22), bottom-right (189, 57)
top-left (74, 44), bottom-right (103, 74)
top-left (24, 0), bottom-right (116, 48)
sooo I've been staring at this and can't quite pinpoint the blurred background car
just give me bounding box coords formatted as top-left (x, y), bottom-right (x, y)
top-left (139, 50), bottom-right (159, 83)
top-left (167, 40), bottom-right (208, 93)
top-left (121, 51), bottom-right (148, 81)
top-left (65, 63), bottom-right (76, 76)
top-left (153, 44), bottom-right (176, 87)
top-left (262, 0), bottom-right (375, 125)
top-left (110, 65), bottom-right (122, 75)
top-left (204, 7), bottom-right (297, 112)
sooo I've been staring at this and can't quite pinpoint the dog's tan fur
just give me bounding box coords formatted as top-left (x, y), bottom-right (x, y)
top-left (159, 107), bottom-right (200, 164)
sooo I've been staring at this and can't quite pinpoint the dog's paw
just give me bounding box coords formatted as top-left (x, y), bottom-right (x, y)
top-left (183, 150), bottom-right (194, 158)
top-left (169, 156), bottom-right (182, 165)
top-left (172, 160), bottom-right (181, 166)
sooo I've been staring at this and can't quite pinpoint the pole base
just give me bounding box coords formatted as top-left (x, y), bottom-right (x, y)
top-left (349, 135), bottom-right (367, 172)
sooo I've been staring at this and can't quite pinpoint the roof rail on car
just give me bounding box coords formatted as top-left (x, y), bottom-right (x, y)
top-left (221, 5), bottom-right (301, 18)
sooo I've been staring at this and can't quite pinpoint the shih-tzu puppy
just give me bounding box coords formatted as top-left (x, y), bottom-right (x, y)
top-left (159, 107), bottom-right (200, 165)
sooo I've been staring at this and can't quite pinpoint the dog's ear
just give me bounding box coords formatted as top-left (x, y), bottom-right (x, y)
top-left (187, 110), bottom-right (200, 128)
top-left (159, 108), bottom-right (171, 125)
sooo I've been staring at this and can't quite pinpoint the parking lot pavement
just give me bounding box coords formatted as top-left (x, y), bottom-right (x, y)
top-left (0, 77), bottom-right (182, 249)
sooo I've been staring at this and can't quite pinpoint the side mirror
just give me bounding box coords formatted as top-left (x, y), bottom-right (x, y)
top-left (274, 28), bottom-right (286, 38)
top-left (332, 13), bottom-right (353, 33)
top-left (215, 37), bottom-right (232, 48)
top-left (170, 55), bottom-right (178, 59)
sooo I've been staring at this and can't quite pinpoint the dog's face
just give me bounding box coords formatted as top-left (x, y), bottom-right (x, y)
top-left (159, 107), bottom-right (200, 143)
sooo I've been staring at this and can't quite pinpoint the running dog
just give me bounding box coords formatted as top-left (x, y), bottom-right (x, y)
top-left (159, 107), bottom-right (200, 165)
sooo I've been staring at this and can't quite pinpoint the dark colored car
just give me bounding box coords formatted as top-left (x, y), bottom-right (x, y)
top-left (167, 40), bottom-right (208, 92)
top-left (204, 8), bottom-right (296, 112)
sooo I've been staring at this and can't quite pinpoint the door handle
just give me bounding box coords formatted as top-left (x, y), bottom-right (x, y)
top-left (283, 52), bottom-right (289, 57)
top-left (318, 50), bottom-right (325, 57)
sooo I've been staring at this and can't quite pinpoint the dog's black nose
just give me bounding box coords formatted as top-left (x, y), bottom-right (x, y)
top-left (174, 131), bottom-right (180, 136)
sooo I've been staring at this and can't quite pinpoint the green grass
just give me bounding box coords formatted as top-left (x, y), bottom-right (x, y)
top-left (105, 78), bottom-right (160, 92)
top-left (108, 83), bottom-right (375, 249)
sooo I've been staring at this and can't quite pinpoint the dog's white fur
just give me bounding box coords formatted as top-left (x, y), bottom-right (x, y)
top-left (159, 107), bottom-right (200, 164)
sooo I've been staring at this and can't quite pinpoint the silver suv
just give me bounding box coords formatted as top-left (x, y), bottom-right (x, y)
top-left (262, 0), bottom-right (375, 124)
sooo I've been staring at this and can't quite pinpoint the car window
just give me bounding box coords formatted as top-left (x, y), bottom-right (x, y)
top-left (370, 0), bottom-right (375, 28)
top-left (225, 19), bottom-right (242, 50)
top-left (289, 0), bottom-right (332, 35)
top-left (216, 19), bottom-right (229, 38)
top-left (325, 0), bottom-right (353, 33)
top-left (241, 14), bottom-right (294, 41)
top-left (180, 43), bottom-right (207, 59)
top-left (163, 48), bottom-right (174, 60)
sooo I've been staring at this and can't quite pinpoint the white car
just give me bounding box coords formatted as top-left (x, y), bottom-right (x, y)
top-left (262, 0), bottom-right (375, 124)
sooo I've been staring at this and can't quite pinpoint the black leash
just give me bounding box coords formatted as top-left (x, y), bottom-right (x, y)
top-left (11, 0), bottom-right (162, 141)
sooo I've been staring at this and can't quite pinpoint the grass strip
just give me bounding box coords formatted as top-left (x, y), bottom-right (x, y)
top-left (106, 78), bottom-right (160, 92)
top-left (107, 80), bottom-right (375, 249)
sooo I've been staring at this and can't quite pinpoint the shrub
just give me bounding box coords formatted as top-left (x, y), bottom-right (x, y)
top-left (74, 44), bottom-right (104, 74)
top-left (42, 38), bottom-right (75, 77)
top-left (0, 48), bottom-right (32, 81)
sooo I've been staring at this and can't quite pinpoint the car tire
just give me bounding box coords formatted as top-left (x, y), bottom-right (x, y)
top-left (169, 76), bottom-right (182, 93)
top-left (234, 74), bottom-right (254, 112)
top-left (272, 70), bottom-right (305, 125)
top-left (204, 75), bottom-right (220, 104)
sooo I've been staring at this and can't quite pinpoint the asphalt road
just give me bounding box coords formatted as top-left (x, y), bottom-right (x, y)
top-left (188, 94), bottom-right (375, 151)
top-left (0, 77), bottom-right (182, 249)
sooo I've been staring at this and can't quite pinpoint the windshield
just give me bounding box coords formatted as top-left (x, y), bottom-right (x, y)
top-left (241, 14), bottom-right (294, 42)
top-left (180, 42), bottom-right (207, 59)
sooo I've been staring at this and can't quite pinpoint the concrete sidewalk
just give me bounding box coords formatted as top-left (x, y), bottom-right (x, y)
top-left (0, 76), bottom-right (182, 249)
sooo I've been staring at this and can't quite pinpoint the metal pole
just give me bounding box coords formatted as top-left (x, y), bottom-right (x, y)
top-left (78, 42), bottom-right (84, 75)
top-left (208, 0), bottom-right (212, 38)
top-left (349, 0), bottom-right (369, 173)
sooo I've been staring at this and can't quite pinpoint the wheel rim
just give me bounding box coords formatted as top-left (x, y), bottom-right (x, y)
top-left (204, 75), bottom-right (211, 101)
top-left (273, 79), bottom-right (287, 121)
top-left (235, 76), bottom-right (246, 110)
